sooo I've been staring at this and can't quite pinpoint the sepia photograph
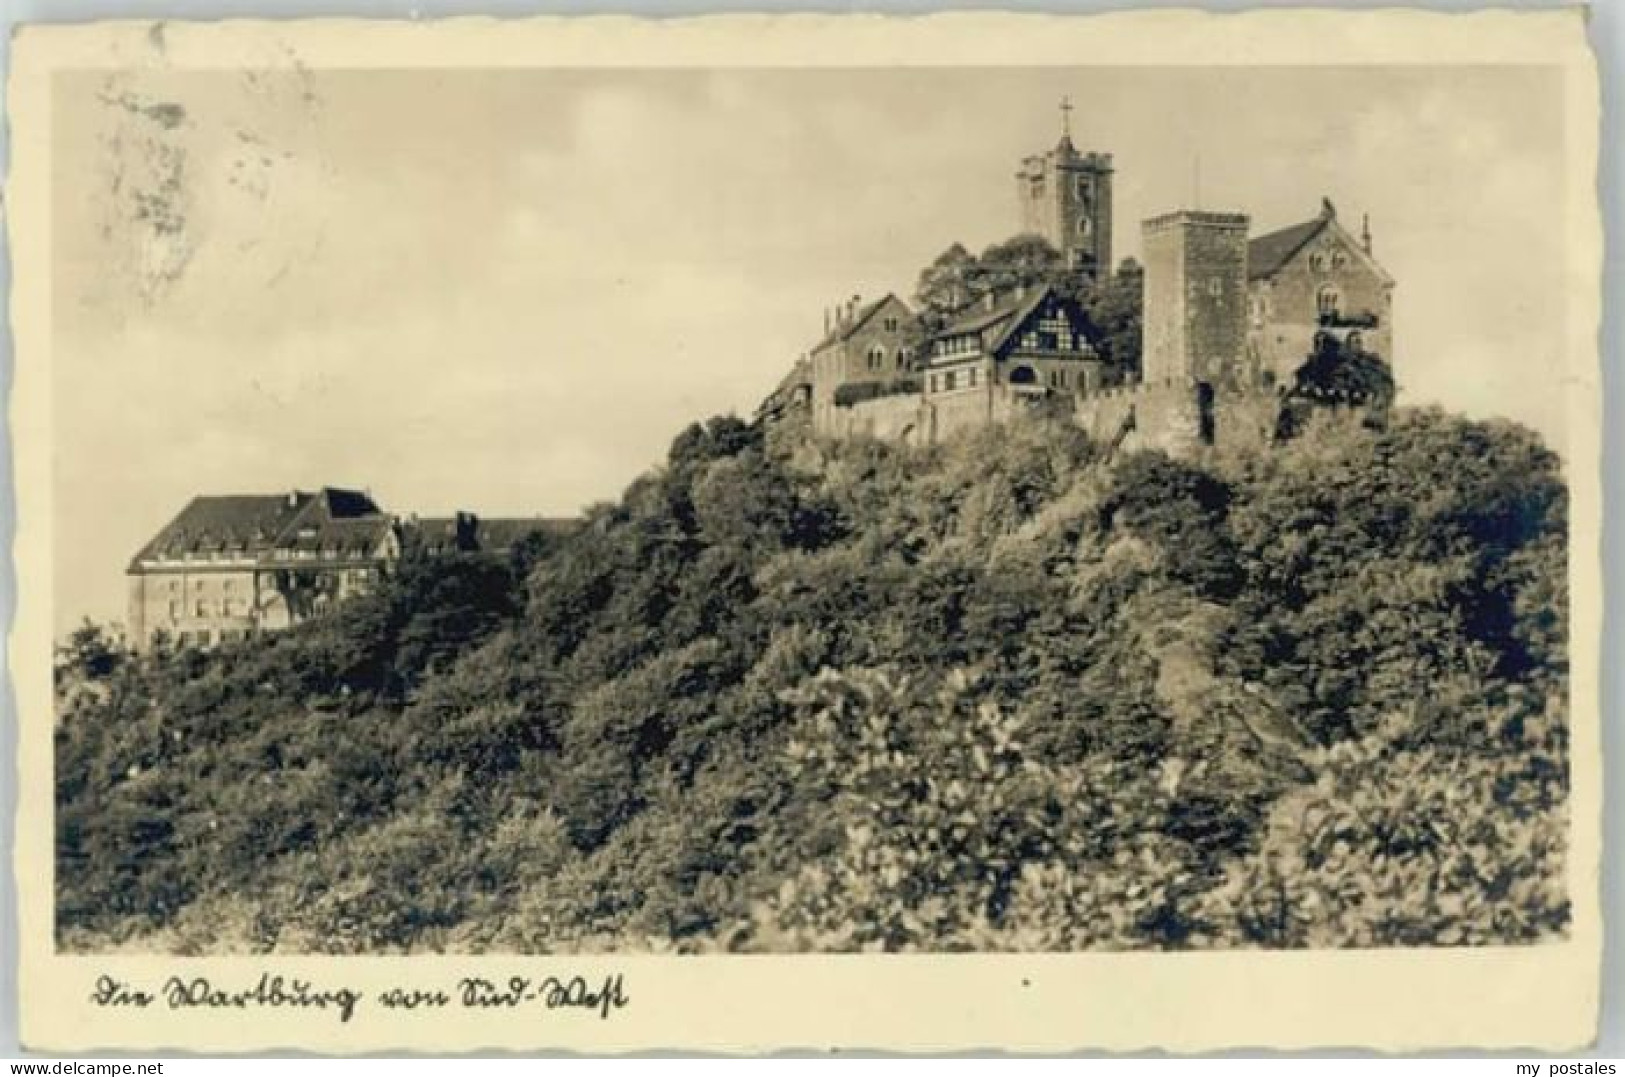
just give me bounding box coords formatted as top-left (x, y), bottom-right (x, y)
top-left (8, 10), bottom-right (1602, 1053)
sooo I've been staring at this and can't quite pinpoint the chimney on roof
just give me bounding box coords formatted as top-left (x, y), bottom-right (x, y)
top-left (454, 510), bottom-right (479, 552)
top-left (1320, 196), bottom-right (1337, 220)
top-left (823, 307), bottom-right (831, 335)
top-left (286, 491), bottom-right (298, 508)
top-left (848, 294), bottom-right (861, 323)
top-left (1361, 213), bottom-right (1373, 255)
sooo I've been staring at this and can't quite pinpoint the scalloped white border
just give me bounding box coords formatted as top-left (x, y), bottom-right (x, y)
top-left (6, 9), bottom-right (1602, 1053)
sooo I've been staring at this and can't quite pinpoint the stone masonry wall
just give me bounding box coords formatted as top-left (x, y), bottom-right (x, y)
top-left (825, 393), bottom-right (927, 444)
top-left (1141, 212), bottom-right (1250, 390)
top-left (1247, 220), bottom-right (1394, 384)
top-left (1073, 381), bottom-right (1203, 456)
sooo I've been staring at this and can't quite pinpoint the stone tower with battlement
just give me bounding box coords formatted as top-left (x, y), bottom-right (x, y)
top-left (1015, 101), bottom-right (1114, 281)
top-left (1141, 210), bottom-right (1251, 391)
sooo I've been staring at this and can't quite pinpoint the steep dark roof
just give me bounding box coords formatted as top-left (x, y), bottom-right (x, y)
top-left (937, 288), bottom-right (1039, 340)
top-left (1247, 217), bottom-right (1330, 281)
top-left (810, 293), bottom-right (910, 354)
top-left (272, 515), bottom-right (394, 556)
top-left (130, 493), bottom-right (309, 566)
top-left (130, 487), bottom-right (386, 569)
top-left (319, 487), bottom-right (383, 518)
top-left (271, 488), bottom-right (387, 552)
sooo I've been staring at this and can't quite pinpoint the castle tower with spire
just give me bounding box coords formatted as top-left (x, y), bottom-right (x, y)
top-left (1014, 98), bottom-right (1115, 281)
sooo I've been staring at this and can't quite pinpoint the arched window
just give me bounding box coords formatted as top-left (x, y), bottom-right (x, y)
top-left (896, 348), bottom-right (908, 370)
top-left (868, 345), bottom-right (886, 370)
top-left (1009, 365), bottom-right (1037, 386)
top-left (1316, 286), bottom-right (1342, 319)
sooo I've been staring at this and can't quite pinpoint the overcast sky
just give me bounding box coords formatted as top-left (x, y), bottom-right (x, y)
top-left (53, 65), bottom-right (1565, 633)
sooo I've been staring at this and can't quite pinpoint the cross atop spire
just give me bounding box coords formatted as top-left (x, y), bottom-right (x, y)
top-left (1059, 95), bottom-right (1074, 141)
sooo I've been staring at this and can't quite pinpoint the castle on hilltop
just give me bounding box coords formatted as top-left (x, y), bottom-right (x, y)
top-left (759, 105), bottom-right (1395, 456)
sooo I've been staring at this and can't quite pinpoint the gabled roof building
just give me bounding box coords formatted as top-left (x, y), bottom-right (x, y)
top-left (1245, 198), bottom-right (1395, 386)
top-left (126, 488), bottom-right (399, 651)
top-left (807, 292), bottom-right (916, 436)
top-left (923, 283), bottom-right (1114, 405)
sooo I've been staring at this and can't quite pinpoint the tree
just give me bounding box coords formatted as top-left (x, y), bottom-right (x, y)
top-left (913, 242), bottom-right (977, 321)
top-left (1083, 257), bottom-right (1143, 374)
top-left (54, 620), bottom-right (124, 689)
top-left (969, 234), bottom-right (1067, 299)
top-left (913, 235), bottom-right (1070, 330)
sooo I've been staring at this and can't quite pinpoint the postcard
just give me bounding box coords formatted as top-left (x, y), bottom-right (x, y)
top-left (7, 9), bottom-right (1602, 1053)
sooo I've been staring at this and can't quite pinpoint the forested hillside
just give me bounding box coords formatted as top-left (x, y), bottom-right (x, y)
top-left (55, 407), bottom-right (1570, 953)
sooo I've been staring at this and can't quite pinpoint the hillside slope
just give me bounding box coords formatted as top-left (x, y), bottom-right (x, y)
top-left (55, 408), bottom-right (1570, 952)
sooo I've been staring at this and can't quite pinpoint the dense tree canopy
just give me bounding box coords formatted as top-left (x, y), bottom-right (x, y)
top-left (56, 407), bottom-right (1569, 953)
top-left (1083, 257), bottom-right (1144, 374)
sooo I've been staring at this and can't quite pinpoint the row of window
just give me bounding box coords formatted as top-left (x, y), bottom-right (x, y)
top-left (1313, 330), bottom-right (1367, 354)
top-left (1309, 251), bottom-right (1351, 273)
top-left (167, 577), bottom-right (239, 592)
top-left (163, 549), bottom-right (252, 563)
top-left (1026, 176), bottom-right (1096, 201)
top-left (1018, 330), bottom-right (1091, 353)
top-left (161, 568), bottom-right (374, 592)
top-left (865, 346), bottom-right (910, 372)
top-left (173, 627), bottom-right (250, 648)
top-left (929, 368), bottom-right (980, 393)
top-left (1245, 286), bottom-right (1347, 325)
top-left (168, 598), bottom-right (247, 619)
top-left (928, 364), bottom-right (1089, 393)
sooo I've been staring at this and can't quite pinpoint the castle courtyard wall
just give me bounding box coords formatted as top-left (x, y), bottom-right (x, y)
top-left (819, 378), bottom-right (1315, 463)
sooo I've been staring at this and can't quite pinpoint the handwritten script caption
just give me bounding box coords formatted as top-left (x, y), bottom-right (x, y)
top-left (91, 972), bottom-right (630, 1024)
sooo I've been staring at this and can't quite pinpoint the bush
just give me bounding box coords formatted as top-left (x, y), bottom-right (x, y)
top-left (833, 377), bottom-right (922, 409)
